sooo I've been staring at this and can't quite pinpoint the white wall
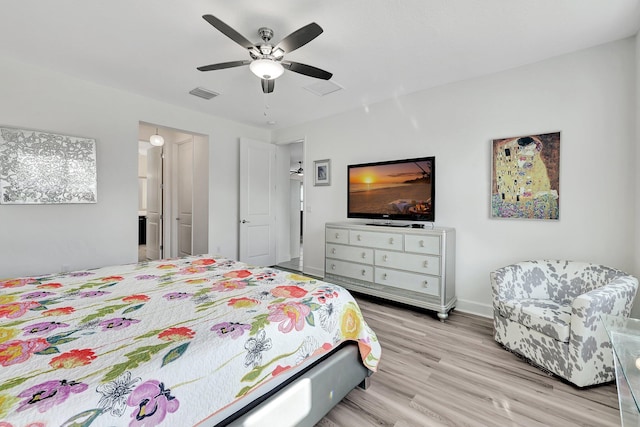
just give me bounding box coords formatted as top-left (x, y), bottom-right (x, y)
top-left (0, 55), bottom-right (268, 277)
top-left (274, 37), bottom-right (637, 317)
top-left (1, 36), bottom-right (637, 319)
top-left (636, 33), bottom-right (640, 287)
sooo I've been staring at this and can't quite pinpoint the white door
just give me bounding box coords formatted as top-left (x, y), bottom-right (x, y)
top-left (239, 138), bottom-right (277, 265)
top-left (146, 146), bottom-right (163, 260)
top-left (177, 140), bottom-right (193, 257)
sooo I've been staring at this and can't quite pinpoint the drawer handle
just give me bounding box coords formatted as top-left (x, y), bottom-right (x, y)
top-left (331, 264), bottom-right (336, 270)
top-left (419, 240), bottom-right (425, 247)
top-left (331, 248), bottom-right (336, 254)
top-left (361, 252), bottom-right (366, 259)
top-left (357, 234), bottom-right (362, 241)
top-left (382, 255), bottom-right (388, 262)
top-left (423, 280), bottom-right (429, 287)
top-left (335, 233), bottom-right (340, 239)
top-left (382, 273), bottom-right (388, 280)
top-left (389, 237), bottom-right (394, 244)
top-left (423, 260), bottom-right (429, 268)
top-left (361, 269), bottom-right (366, 276)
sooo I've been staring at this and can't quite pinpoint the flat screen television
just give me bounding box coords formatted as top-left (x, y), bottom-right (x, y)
top-left (347, 156), bottom-right (435, 223)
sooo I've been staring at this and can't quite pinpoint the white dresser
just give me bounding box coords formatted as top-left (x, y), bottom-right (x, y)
top-left (324, 222), bottom-right (456, 320)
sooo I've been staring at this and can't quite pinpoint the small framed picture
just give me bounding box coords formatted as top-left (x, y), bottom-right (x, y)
top-left (313, 159), bottom-right (331, 186)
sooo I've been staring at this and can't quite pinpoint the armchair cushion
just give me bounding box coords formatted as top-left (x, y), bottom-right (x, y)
top-left (502, 298), bottom-right (571, 343)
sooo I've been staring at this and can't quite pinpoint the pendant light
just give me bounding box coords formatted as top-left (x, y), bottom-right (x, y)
top-left (150, 128), bottom-right (164, 147)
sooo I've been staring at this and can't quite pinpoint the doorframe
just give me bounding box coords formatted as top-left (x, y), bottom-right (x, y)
top-left (141, 144), bottom-right (163, 261)
top-left (138, 122), bottom-right (209, 260)
top-left (171, 136), bottom-right (195, 257)
top-left (275, 137), bottom-right (306, 271)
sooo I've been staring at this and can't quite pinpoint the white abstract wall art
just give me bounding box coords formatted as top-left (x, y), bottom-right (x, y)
top-left (0, 127), bottom-right (97, 204)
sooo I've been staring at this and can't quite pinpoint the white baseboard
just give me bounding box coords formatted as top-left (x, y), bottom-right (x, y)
top-left (455, 298), bottom-right (493, 318)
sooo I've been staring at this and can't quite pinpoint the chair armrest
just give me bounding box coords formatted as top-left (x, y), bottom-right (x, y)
top-left (490, 271), bottom-right (505, 303)
top-left (571, 277), bottom-right (638, 339)
top-left (490, 270), bottom-right (514, 314)
top-left (567, 277), bottom-right (637, 386)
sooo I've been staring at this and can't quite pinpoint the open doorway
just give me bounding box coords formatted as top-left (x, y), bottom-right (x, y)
top-left (276, 141), bottom-right (304, 272)
top-left (137, 139), bottom-right (161, 261)
top-left (137, 123), bottom-right (209, 262)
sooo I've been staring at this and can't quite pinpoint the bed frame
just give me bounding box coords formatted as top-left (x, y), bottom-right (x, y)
top-left (208, 342), bottom-right (371, 426)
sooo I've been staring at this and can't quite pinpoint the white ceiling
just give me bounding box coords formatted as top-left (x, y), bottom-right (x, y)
top-left (1, 1), bottom-right (639, 131)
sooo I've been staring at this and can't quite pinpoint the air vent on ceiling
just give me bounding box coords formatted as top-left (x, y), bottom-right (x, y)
top-left (189, 87), bottom-right (219, 100)
top-left (303, 80), bottom-right (343, 96)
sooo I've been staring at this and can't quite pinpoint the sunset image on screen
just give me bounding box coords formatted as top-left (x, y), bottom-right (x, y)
top-left (348, 159), bottom-right (433, 217)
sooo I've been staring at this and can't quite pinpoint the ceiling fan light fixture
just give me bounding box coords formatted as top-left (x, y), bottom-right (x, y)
top-left (198, 16), bottom-right (331, 93)
top-left (150, 128), bottom-right (164, 147)
top-left (250, 59), bottom-right (284, 80)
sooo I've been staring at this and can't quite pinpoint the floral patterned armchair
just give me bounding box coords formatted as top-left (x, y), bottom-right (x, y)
top-left (491, 260), bottom-right (638, 387)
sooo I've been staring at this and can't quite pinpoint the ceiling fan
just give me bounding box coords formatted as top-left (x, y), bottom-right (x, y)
top-left (197, 14), bottom-right (333, 94)
top-left (290, 161), bottom-right (303, 176)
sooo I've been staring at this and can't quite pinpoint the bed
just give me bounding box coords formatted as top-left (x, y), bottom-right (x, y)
top-left (0, 255), bottom-right (381, 426)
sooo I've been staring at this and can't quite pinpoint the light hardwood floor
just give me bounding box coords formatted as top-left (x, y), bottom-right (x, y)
top-left (317, 296), bottom-right (621, 427)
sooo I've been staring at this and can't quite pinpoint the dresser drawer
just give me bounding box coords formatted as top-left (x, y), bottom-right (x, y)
top-left (375, 250), bottom-right (440, 275)
top-left (326, 227), bottom-right (349, 244)
top-left (405, 234), bottom-right (440, 255)
top-left (375, 267), bottom-right (440, 296)
top-left (349, 230), bottom-right (403, 250)
top-left (326, 259), bottom-right (374, 282)
top-left (326, 244), bottom-right (373, 265)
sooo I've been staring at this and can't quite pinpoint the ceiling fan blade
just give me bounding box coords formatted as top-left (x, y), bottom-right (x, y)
top-left (283, 61), bottom-right (332, 80)
top-left (275, 22), bottom-right (323, 54)
top-left (261, 79), bottom-right (275, 94)
top-left (202, 15), bottom-right (255, 50)
top-left (197, 60), bottom-right (250, 72)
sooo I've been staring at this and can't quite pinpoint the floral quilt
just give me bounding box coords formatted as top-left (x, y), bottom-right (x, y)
top-left (0, 255), bottom-right (381, 426)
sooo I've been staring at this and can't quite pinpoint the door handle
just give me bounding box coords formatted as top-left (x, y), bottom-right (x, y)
top-left (241, 219), bottom-right (250, 224)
